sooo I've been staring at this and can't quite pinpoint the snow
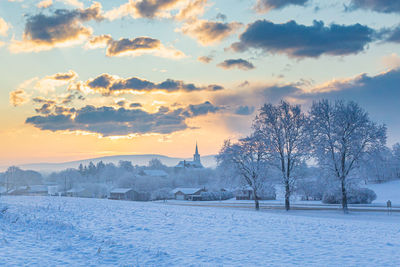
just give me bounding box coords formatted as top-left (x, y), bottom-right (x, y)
top-left (142, 170), bottom-right (168, 177)
top-left (0, 196), bottom-right (400, 266)
top-left (110, 188), bottom-right (134, 194)
top-left (366, 180), bottom-right (400, 205)
top-left (171, 188), bottom-right (202, 194)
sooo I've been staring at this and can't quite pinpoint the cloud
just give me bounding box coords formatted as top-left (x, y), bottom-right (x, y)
top-left (106, 37), bottom-right (185, 58)
top-left (382, 25), bottom-right (400, 43)
top-left (34, 70), bottom-right (78, 93)
top-left (59, 0), bottom-right (84, 8)
top-left (176, 0), bottom-right (209, 21)
top-left (217, 58), bottom-right (255, 70)
top-left (0, 17), bottom-right (10, 36)
top-left (9, 2), bottom-right (103, 53)
top-left (37, 0), bottom-right (53, 8)
top-left (349, 0), bottom-right (400, 14)
top-left (83, 73), bottom-right (224, 95)
top-left (198, 55), bottom-right (213, 63)
top-left (130, 102), bottom-right (142, 108)
top-left (183, 101), bottom-right (221, 117)
top-left (84, 34), bottom-right (112, 49)
top-left (25, 101), bottom-right (221, 136)
top-left (10, 89), bottom-right (30, 107)
top-left (231, 20), bottom-right (374, 58)
top-left (85, 35), bottom-right (185, 59)
top-left (104, 0), bottom-right (189, 20)
top-left (235, 105), bottom-right (255, 115)
top-left (179, 19), bottom-right (242, 45)
top-left (255, 0), bottom-right (309, 13)
top-left (382, 53), bottom-right (400, 69)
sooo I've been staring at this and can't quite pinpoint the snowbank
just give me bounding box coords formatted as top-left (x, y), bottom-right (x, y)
top-left (366, 180), bottom-right (400, 205)
top-left (0, 196), bottom-right (399, 266)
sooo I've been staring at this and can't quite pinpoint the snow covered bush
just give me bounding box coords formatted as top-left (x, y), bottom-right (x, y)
top-left (151, 188), bottom-right (174, 200)
top-left (322, 187), bottom-right (377, 204)
top-left (258, 185), bottom-right (276, 200)
top-left (200, 191), bottom-right (234, 201)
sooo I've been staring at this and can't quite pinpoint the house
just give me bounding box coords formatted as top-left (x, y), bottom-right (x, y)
top-left (109, 188), bottom-right (151, 201)
top-left (236, 187), bottom-right (254, 200)
top-left (27, 185), bottom-right (48, 196)
top-left (109, 188), bottom-right (137, 200)
top-left (47, 185), bottom-right (59, 196)
top-left (66, 188), bottom-right (89, 197)
top-left (172, 188), bottom-right (206, 200)
top-left (8, 186), bottom-right (29, 195)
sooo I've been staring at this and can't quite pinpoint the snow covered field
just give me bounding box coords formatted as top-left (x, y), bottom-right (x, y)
top-left (1, 196), bottom-right (400, 266)
top-left (366, 180), bottom-right (400, 205)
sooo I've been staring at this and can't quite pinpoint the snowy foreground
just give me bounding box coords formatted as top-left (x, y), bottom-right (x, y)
top-left (1, 196), bottom-right (400, 266)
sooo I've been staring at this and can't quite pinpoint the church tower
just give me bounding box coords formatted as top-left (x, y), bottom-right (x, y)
top-left (193, 142), bottom-right (201, 163)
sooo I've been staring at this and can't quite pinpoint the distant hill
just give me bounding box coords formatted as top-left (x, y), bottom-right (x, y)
top-left (1, 154), bottom-right (217, 174)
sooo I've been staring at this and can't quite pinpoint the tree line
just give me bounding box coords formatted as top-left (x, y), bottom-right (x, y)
top-left (217, 99), bottom-right (386, 213)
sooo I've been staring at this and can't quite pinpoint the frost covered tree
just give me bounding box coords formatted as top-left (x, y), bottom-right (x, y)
top-left (309, 100), bottom-right (386, 213)
top-left (253, 101), bottom-right (310, 211)
top-left (217, 136), bottom-right (268, 210)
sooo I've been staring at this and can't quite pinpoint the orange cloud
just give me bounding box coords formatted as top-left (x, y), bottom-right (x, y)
top-left (10, 89), bottom-right (30, 107)
top-left (0, 17), bottom-right (10, 36)
top-left (178, 19), bottom-right (242, 45)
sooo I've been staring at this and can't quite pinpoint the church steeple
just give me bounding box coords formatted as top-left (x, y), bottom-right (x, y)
top-left (193, 142), bottom-right (201, 163)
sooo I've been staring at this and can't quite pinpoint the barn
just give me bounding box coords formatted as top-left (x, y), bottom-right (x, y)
top-left (109, 188), bottom-right (138, 200)
top-left (172, 188), bottom-right (206, 200)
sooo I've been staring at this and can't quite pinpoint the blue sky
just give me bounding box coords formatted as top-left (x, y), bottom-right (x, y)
top-left (1, 0), bottom-right (400, 165)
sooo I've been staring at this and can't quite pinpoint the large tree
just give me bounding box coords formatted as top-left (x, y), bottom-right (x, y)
top-left (309, 100), bottom-right (386, 213)
top-left (253, 101), bottom-right (310, 211)
top-left (217, 136), bottom-right (268, 210)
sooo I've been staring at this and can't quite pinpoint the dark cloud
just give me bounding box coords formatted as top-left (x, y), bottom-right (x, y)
top-left (35, 103), bottom-right (53, 114)
top-left (25, 102), bottom-right (222, 136)
top-left (106, 37), bottom-right (160, 56)
top-left (134, 0), bottom-right (181, 18)
top-left (129, 103), bottom-right (142, 108)
top-left (235, 105), bottom-right (255, 116)
top-left (255, 0), bottom-right (309, 13)
top-left (349, 0), bottom-right (400, 14)
top-left (10, 3), bottom-right (103, 52)
top-left (51, 71), bottom-right (77, 80)
top-left (87, 73), bottom-right (114, 89)
top-left (231, 20), bottom-right (374, 58)
top-left (85, 74), bottom-right (224, 94)
top-left (382, 26), bottom-right (400, 43)
top-left (183, 101), bottom-right (221, 117)
top-left (217, 58), bottom-right (255, 70)
top-left (86, 35), bottom-right (185, 58)
top-left (215, 13), bottom-right (227, 21)
top-left (116, 100), bottom-right (126, 107)
top-left (32, 97), bottom-right (56, 105)
top-left (198, 56), bottom-right (213, 63)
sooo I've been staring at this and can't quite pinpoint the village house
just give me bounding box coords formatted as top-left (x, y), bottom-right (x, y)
top-left (109, 188), bottom-right (138, 200)
top-left (172, 188), bottom-right (206, 200)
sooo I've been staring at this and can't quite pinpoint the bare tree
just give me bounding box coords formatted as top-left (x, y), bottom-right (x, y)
top-left (309, 100), bottom-right (386, 213)
top-left (217, 136), bottom-right (268, 210)
top-left (253, 101), bottom-right (310, 211)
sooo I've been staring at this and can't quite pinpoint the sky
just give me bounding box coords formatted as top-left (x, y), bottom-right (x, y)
top-left (1, 0), bottom-right (400, 166)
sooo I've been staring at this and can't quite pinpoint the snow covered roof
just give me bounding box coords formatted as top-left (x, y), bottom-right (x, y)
top-left (172, 188), bottom-right (203, 195)
top-left (67, 188), bottom-right (84, 193)
top-left (110, 188), bottom-right (134, 194)
top-left (28, 185), bottom-right (48, 192)
top-left (143, 170), bottom-right (168, 177)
